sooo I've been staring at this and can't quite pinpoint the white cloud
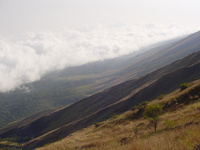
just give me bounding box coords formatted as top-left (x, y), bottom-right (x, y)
top-left (0, 23), bottom-right (199, 92)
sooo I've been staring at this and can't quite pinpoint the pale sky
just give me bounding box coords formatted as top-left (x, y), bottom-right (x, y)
top-left (0, 0), bottom-right (200, 35)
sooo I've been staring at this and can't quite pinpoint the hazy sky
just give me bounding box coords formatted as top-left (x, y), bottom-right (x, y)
top-left (0, 0), bottom-right (200, 34)
top-left (0, 0), bottom-right (200, 92)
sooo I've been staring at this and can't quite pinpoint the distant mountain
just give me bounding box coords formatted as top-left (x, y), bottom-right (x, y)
top-left (1, 47), bottom-right (200, 149)
top-left (91, 30), bottom-right (200, 90)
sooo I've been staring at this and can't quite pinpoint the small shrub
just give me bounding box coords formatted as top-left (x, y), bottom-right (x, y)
top-left (94, 122), bottom-right (101, 128)
top-left (164, 119), bottom-right (176, 129)
top-left (132, 105), bottom-right (138, 110)
top-left (112, 113), bottom-right (119, 119)
top-left (138, 101), bottom-right (149, 110)
top-left (157, 95), bottom-right (165, 100)
top-left (180, 83), bottom-right (189, 90)
top-left (132, 101), bottom-right (149, 111)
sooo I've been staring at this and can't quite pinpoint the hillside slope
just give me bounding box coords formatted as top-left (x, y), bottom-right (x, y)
top-left (93, 30), bottom-right (200, 90)
top-left (0, 37), bottom-right (180, 128)
top-left (0, 49), bottom-right (200, 149)
top-left (0, 31), bottom-right (200, 128)
top-left (36, 79), bottom-right (200, 150)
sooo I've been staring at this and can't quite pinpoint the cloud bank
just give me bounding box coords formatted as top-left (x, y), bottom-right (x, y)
top-left (0, 23), bottom-right (199, 92)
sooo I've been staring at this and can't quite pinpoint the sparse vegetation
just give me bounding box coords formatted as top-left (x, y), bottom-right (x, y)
top-left (0, 78), bottom-right (96, 128)
top-left (94, 122), bottom-right (101, 128)
top-left (36, 80), bottom-right (200, 150)
top-left (0, 139), bottom-right (21, 150)
top-left (135, 101), bottom-right (149, 110)
top-left (164, 119), bottom-right (176, 129)
top-left (112, 113), bottom-right (119, 119)
top-left (157, 94), bottom-right (165, 100)
top-left (143, 104), bottom-right (162, 132)
top-left (133, 123), bottom-right (145, 137)
top-left (180, 83), bottom-right (189, 90)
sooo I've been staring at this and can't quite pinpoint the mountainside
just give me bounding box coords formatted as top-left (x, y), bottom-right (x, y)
top-left (36, 79), bottom-right (200, 150)
top-left (0, 37), bottom-right (182, 128)
top-left (92, 30), bottom-right (200, 90)
top-left (0, 31), bottom-right (200, 128)
top-left (0, 48), bottom-right (200, 149)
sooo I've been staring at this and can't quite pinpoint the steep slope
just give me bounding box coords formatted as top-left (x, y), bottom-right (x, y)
top-left (23, 57), bottom-right (200, 149)
top-left (0, 36), bottom-right (182, 128)
top-left (93, 30), bottom-right (200, 90)
top-left (0, 49), bottom-right (200, 149)
top-left (0, 31), bottom-right (199, 128)
top-left (36, 79), bottom-right (200, 150)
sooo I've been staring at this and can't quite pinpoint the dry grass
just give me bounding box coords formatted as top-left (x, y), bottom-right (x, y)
top-left (36, 80), bottom-right (200, 150)
top-left (118, 124), bottom-right (200, 150)
top-left (37, 102), bottom-right (200, 150)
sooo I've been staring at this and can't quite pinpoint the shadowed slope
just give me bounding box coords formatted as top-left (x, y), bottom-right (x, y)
top-left (0, 50), bottom-right (199, 149)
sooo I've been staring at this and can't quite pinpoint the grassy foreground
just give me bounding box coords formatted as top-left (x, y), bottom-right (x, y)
top-left (36, 79), bottom-right (200, 150)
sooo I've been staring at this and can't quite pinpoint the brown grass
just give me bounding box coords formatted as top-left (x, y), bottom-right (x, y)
top-left (36, 80), bottom-right (200, 150)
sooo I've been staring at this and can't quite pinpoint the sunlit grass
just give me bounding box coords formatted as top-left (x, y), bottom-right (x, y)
top-left (36, 80), bottom-right (200, 150)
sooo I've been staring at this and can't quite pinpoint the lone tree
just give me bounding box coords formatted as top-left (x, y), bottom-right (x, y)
top-left (143, 104), bottom-right (162, 132)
